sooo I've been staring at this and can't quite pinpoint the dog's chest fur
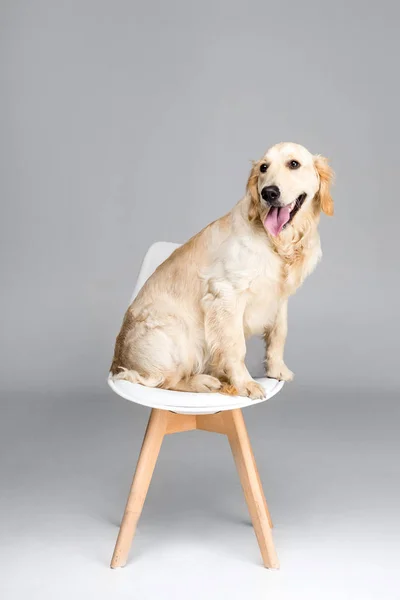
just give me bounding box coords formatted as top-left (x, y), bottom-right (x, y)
top-left (203, 207), bottom-right (322, 339)
top-left (277, 235), bottom-right (322, 297)
top-left (220, 232), bottom-right (321, 337)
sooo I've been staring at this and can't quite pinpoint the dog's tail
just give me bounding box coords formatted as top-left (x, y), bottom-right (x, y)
top-left (111, 367), bottom-right (164, 388)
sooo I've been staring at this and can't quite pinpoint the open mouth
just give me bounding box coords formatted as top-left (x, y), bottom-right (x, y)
top-left (263, 193), bottom-right (307, 237)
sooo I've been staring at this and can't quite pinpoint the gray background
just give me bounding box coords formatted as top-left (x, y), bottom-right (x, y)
top-left (1, 1), bottom-right (399, 599)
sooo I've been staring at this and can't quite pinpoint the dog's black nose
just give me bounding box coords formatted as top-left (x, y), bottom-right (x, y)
top-left (261, 185), bottom-right (281, 204)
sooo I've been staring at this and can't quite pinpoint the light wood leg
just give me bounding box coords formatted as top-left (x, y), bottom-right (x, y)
top-left (110, 409), bottom-right (168, 568)
top-left (223, 409), bottom-right (279, 569)
top-left (252, 451), bottom-right (274, 529)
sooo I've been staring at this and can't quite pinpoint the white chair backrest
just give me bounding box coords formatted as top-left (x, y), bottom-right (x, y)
top-left (130, 241), bottom-right (181, 303)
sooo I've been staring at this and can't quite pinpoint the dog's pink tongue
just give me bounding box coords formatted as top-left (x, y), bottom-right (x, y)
top-left (263, 206), bottom-right (291, 237)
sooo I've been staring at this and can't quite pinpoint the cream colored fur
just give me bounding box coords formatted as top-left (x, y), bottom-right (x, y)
top-left (111, 142), bottom-right (334, 399)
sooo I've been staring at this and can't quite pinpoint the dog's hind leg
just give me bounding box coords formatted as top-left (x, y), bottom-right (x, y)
top-left (170, 374), bottom-right (222, 393)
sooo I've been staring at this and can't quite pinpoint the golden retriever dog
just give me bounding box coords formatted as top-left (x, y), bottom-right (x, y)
top-left (111, 142), bottom-right (334, 399)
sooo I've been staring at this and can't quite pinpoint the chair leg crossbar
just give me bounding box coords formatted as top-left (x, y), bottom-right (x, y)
top-left (110, 408), bottom-right (279, 569)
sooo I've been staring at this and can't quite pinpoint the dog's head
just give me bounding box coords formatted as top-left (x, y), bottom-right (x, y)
top-left (247, 142), bottom-right (334, 237)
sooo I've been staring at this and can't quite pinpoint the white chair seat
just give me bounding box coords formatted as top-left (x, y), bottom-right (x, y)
top-left (108, 375), bottom-right (284, 414)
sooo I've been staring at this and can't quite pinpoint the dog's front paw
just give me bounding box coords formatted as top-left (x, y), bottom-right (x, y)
top-left (236, 380), bottom-right (266, 400)
top-left (266, 362), bottom-right (294, 382)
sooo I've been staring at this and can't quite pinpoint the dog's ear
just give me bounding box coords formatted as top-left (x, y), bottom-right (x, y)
top-left (314, 155), bottom-right (334, 216)
top-left (246, 161), bottom-right (260, 222)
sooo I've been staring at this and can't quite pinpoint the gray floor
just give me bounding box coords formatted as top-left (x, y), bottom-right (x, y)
top-left (1, 385), bottom-right (399, 600)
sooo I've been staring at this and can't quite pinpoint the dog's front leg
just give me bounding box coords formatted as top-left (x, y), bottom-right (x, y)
top-left (203, 292), bottom-right (265, 399)
top-left (264, 300), bottom-right (294, 381)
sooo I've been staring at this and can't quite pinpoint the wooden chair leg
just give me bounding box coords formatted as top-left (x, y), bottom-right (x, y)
top-left (223, 409), bottom-right (279, 569)
top-left (110, 408), bottom-right (168, 568)
top-left (252, 451), bottom-right (274, 529)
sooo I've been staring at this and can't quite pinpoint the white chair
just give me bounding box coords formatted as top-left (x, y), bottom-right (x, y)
top-left (108, 242), bottom-right (284, 569)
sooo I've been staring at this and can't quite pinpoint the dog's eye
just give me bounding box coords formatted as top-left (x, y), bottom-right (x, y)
top-left (260, 163), bottom-right (268, 173)
top-left (288, 160), bottom-right (301, 170)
